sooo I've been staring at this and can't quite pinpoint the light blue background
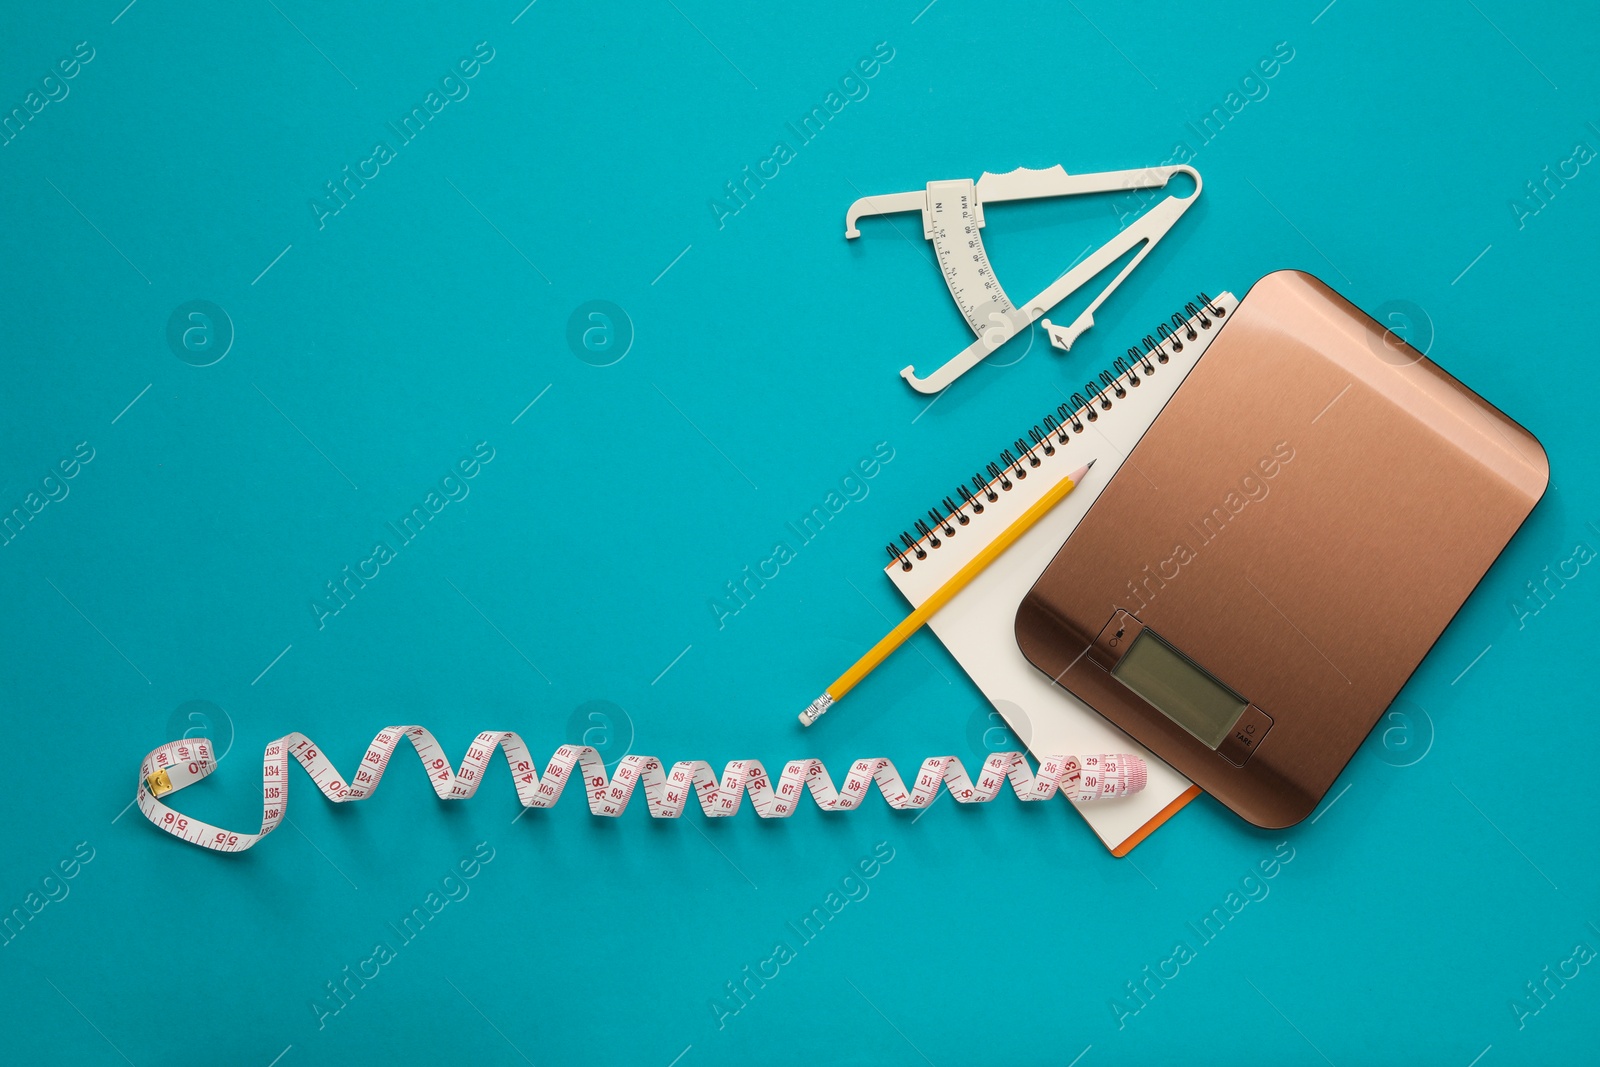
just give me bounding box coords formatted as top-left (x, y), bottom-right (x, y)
top-left (2, 1), bottom-right (1596, 1064)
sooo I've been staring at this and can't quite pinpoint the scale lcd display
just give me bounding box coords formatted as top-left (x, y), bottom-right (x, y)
top-left (1110, 629), bottom-right (1246, 749)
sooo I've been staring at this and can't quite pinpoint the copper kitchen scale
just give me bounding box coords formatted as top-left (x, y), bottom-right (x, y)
top-left (1015, 271), bottom-right (1548, 828)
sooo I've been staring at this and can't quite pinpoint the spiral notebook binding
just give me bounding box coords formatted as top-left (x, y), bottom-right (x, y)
top-left (884, 293), bottom-right (1226, 572)
top-left (1116, 351), bottom-right (1143, 384)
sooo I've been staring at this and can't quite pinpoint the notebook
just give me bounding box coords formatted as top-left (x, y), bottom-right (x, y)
top-left (884, 292), bottom-right (1237, 855)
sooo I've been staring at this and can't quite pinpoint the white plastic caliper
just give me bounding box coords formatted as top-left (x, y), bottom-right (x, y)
top-left (844, 164), bottom-right (1201, 393)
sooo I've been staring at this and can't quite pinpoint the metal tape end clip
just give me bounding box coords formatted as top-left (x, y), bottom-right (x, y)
top-left (145, 768), bottom-right (173, 798)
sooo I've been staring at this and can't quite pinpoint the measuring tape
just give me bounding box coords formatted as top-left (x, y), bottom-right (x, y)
top-left (137, 728), bottom-right (1149, 852)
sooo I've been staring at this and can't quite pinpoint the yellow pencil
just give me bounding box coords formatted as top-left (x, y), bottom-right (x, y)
top-left (799, 460), bottom-right (1094, 727)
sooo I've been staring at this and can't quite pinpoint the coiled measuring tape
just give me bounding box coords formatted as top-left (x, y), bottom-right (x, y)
top-left (137, 727), bottom-right (1149, 853)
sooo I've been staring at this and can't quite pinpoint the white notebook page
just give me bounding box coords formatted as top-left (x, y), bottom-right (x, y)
top-left (885, 292), bottom-right (1237, 854)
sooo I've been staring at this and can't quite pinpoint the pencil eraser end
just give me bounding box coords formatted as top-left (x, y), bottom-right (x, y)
top-left (798, 693), bottom-right (833, 727)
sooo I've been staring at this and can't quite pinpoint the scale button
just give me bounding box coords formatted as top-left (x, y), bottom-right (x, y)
top-left (1217, 706), bottom-right (1274, 768)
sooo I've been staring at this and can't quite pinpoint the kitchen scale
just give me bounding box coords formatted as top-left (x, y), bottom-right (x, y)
top-left (1014, 271), bottom-right (1548, 827)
